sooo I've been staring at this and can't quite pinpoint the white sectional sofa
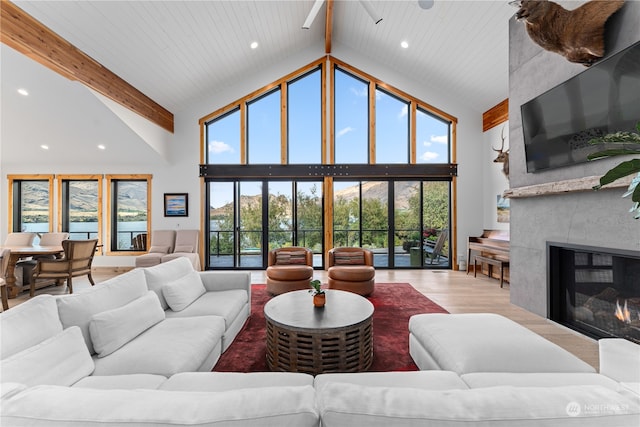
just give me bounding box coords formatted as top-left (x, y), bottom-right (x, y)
top-left (1, 274), bottom-right (639, 426)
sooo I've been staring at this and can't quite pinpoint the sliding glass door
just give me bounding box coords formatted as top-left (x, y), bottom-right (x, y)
top-left (207, 180), bottom-right (323, 269)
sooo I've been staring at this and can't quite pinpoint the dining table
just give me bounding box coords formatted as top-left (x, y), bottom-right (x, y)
top-left (0, 245), bottom-right (64, 299)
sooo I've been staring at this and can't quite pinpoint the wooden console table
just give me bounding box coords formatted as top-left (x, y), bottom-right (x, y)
top-left (264, 289), bottom-right (374, 375)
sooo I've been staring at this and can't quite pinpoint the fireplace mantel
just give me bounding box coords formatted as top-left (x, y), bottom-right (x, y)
top-left (505, 174), bottom-right (634, 199)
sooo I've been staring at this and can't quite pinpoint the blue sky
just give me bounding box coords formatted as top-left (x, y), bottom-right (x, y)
top-left (207, 67), bottom-right (451, 212)
top-left (206, 67), bottom-right (450, 166)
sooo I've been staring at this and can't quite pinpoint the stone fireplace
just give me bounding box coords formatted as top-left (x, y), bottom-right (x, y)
top-left (548, 242), bottom-right (640, 343)
top-left (507, 2), bottom-right (640, 324)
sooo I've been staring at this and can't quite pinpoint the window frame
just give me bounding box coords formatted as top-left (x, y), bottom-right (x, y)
top-left (7, 174), bottom-right (54, 234)
top-left (105, 174), bottom-right (151, 255)
top-left (57, 174), bottom-right (103, 248)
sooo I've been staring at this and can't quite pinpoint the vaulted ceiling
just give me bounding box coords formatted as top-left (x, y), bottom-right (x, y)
top-left (8, 0), bottom-right (515, 116)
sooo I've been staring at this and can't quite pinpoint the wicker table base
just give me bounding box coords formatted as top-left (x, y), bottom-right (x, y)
top-left (264, 289), bottom-right (374, 375)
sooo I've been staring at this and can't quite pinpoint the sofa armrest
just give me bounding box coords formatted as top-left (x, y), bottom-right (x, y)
top-left (599, 338), bottom-right (640, 383)
top-left (198, 271), bottom-right (251, 300)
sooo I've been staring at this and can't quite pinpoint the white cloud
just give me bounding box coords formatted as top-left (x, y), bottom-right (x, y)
top-left (209, 140), bottom-right (234, 154)
top-left (430, 134), bottom-right (448, 144)
top-left (420, 151), bottom-right (439, 161)
top-left (398, 104), bottom-right (408, 119)
top-left (422, 140), bottom-right (432, 147)
top-left (350, 86), bottom-right (368, 97)
top-left (337, 126), bottom-right (355, 137)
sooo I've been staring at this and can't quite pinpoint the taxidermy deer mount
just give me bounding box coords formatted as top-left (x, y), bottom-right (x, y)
top-left (493, 127), bottom-right (510, 179)
top-left (510, 0), bottom-right (625, 66)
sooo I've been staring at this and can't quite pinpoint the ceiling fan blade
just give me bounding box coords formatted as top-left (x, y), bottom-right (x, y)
top-left (359, 0), bottom-right (383, 24)
top-left (302, 0), bottom-right (326, 29)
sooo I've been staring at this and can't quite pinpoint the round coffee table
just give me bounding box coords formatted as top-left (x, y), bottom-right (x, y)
top-left (264, 289), bottom-right (374, 375)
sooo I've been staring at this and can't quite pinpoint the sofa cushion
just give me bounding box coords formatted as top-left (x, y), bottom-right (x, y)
top-left (0, 295), bottom-right (62, 359)
top-left (599, 338), bottom-right (640, 383)
top-left (89, 291), bottom-right (165, 357)
top-left (0, 383), bottom-right (27, 401)
top-left (461, 372), bottom-right (622, 391)
top-left (148, 245), bottom-right (170, 254)
top-left (0, 385), bottom-right (319, 427)
top-left (409, 313), bottom-right (596, 374)
top-left (143, 257), bottom-right (194, 310)
top-left (91, 316), bottom-right (225, 376)
top-left (162, 270), bottom-right (206, 312)
top-left (73, 374), bottom-right (168, 390)
top-left (161, 372), bottom-right (314, 392)
top-left (174, 245), bottom-right (194, 253)
top-left (317, 382), bottom-right (640, 427)
top-left (56, 268), bottom-right (148, 354)
top-left (0, 326), bottom-right (94, 387)
top-left (164, 289), bottom-right (246, 329)
top-left (314, 371), bottom-right (469, 391)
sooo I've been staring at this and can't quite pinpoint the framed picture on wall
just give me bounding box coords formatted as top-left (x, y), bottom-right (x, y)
top-left (164, 193), bottom-right (188, 217)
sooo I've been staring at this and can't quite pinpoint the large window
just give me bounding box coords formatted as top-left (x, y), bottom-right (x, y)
top-left (375, 88), bottom-right (410, 164)
top-left (288, 68), bottom-right (322, 164)
top-left (200, 57), bottom-right (458, 270)
top-left (334, 68), bottom-right (369, 164)
top-left (207, 108), bottom-right (241, 164)
top-left (106, 175), bottom-right (151, 253)
top-left (248, 89), bottom-right (281, 164)
top-left (416, 107), bottom-right (451, 164)
top-left (8, 175), bottom-right (54, 235)
top-left (58, 175), bottom-right (102, 244)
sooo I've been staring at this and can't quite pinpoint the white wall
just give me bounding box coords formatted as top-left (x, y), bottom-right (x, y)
top-left (1, 41), bottom-right (489, 268)
top-left (483, 123), bottom-right (510, 231)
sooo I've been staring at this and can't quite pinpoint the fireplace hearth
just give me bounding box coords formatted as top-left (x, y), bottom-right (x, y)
top-left (548, 242), bottom-right (640, 343)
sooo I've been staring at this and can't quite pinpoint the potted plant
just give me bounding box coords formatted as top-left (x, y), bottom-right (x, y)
top-left (588, 121), bottom-right (640, 219)
top-left (309, 279), bottom-right (325, 307)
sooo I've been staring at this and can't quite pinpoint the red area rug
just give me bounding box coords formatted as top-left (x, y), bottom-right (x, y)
top-left (213, 283), bottom-right (448, 373)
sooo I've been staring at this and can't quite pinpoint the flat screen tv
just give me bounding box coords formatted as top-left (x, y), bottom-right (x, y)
top-left (521, 40), bottom-right (640, 173)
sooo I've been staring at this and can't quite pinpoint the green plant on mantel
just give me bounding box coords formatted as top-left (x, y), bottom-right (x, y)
top-left (588, 121), bottom-right (640, 219)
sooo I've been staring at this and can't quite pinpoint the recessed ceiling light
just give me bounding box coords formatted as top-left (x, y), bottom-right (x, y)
top-left (18, 88), bottom-right (29, 96)
top-left (250, 41), bottom-right (259, 49)
top-left (401, 41), bottom-right (409, 49)
top-left (40, 144), bottom-right (49, 150)
top-left (98, 144), bottom-right (106, 150)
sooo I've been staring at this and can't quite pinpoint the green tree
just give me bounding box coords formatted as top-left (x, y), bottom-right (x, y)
top-left (361, 197), bottom-right (388, 248)
top-left (297, 184), bottom-right (322, 250)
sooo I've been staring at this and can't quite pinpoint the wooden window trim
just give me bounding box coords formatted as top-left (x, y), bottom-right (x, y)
top-left (57, 174), bottom-right (103, 252)
top-left (7, 174), bottom-right (54, 233)
top-left (105, 174), bottom-right (152, 255)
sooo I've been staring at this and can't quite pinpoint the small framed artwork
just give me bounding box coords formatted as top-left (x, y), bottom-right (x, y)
top-left (164, 193), bottom-right (188, 217)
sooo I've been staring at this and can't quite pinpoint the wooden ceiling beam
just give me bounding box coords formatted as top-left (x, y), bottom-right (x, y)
top-left (325, 0), bottom-right (333, 54)
top-left (1, 1), bottom-right (174, 133)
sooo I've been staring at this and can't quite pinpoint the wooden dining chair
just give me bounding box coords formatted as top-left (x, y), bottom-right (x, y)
top-left (30, 239), bottom-right (98, 297)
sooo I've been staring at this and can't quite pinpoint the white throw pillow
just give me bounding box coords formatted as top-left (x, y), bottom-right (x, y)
top-left (0, 295), bottom-right (63, 359)
top-left (162, 270), bottom-right (206, 312)
top-left (0, 326), bottom-right (94, 387)
top-left (89, 291), bottom-right (165, 358)
top-left (143, 257), bottom-right (194, 310)
top-left (56, 268), bottom-right (148, 354)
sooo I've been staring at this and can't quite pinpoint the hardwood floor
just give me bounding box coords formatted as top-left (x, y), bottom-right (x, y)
top-left (8, 267), bottom-right (600, 370)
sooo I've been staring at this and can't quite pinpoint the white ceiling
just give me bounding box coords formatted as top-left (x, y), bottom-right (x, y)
top-left (9, 0), bottom-right (516, 114)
